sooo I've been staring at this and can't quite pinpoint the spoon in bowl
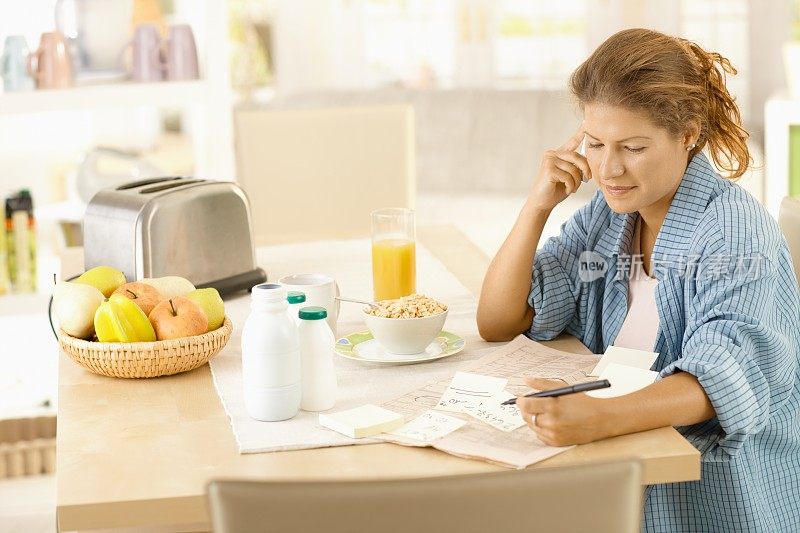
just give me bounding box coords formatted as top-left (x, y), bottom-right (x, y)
top-left (335, 296), bottom-right (381, 310)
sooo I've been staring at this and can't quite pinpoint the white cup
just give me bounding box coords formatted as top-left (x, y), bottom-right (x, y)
top-left (278, 274), bottom-right (340, 335)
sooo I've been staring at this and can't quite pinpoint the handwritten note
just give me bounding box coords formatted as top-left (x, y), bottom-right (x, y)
top-left (388, 410), bottom-right (467, 443)
top-left (436, 372), bottom-right (508, 413)
top-left (587, 362), bottom-right (658, 398)
top-left (589, 345), bottom-right (658, 377)
top-left (462, 392), bottom-right (526, 432)
top-left (380, 335), bottom-right (600, 468)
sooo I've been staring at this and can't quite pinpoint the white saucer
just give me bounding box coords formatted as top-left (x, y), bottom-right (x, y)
top-left (334, 330), bottom-right (465, 364)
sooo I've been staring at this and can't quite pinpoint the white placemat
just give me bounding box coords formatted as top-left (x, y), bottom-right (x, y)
top-left (210, 238), bottom-right (494, 454)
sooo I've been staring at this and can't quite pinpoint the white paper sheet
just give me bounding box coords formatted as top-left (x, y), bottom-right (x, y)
top-left (589, 345), bottom-right (659, 377)
top-left (462, 391), bottom-right (526, 432)
top-left (387, 410), bottom-right (467, 443)
top-left (587, 362), bottom-right (658, 398)
top-left (435, 372), bottom-right (508, 413)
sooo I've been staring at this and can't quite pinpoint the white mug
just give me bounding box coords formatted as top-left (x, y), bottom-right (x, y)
top-left (278, 274), bottom-right (340, 335)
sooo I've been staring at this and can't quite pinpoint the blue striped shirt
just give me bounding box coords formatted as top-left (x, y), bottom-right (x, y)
top-left (527, 153), bottom-right (800, 532)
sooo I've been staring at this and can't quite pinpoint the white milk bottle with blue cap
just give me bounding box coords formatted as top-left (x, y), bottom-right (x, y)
top-left (298, 306), bottom-right (337, 411)
top-left (241, 283), bottom-right (301, 421)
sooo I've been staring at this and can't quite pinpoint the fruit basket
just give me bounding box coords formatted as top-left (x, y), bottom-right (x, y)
top-left (58, 317), bottom-right (233, 378)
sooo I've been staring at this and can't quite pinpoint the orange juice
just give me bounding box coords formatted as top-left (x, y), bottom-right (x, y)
top-left (371, 239), bottom-right (416, 301)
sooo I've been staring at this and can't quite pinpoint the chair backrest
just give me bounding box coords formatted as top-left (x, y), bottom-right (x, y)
top-left (779, 196), bottom-right (800, 284)
top-left (233, 104), bottom-right (415, 245)
top-left (207, 460), bottom-right (642, 533)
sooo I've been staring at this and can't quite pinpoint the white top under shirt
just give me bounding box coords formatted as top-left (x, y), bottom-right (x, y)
top-left (613, 216), bottom-right (661, 352)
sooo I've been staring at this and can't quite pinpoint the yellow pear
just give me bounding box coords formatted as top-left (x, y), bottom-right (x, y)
top-left (139, 276), bottom-right (195, 299)
top-left (53, 281), bottom-right (105, 338)
top-left (75, 266), bottom-right (126, 298)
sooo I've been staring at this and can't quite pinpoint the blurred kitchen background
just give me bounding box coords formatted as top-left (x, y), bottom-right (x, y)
top-left (1, 0), bottom-right (799, 528)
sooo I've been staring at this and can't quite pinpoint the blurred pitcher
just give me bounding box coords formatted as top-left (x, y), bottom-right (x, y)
top-left (27, 31), bottom-right (73, 89)
top-left (371, 208), bottom-right (416, 301)
top-left (130, 23), bottom-right (164, 81)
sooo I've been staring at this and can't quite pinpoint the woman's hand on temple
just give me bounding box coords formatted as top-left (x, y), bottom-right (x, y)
top-left (526, 126), bottom-right (592, 212)
top-left (516, 377), bottom-right (613, 446)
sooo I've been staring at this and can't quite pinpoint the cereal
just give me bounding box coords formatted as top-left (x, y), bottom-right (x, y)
top-left (365, 293), bottom-right (447, 319)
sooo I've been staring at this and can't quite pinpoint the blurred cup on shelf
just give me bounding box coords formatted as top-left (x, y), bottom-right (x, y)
top-left (371, 208), bottom-right (416, 302)
top-left (164, 24), bottom-right (198, 81)
top-left (79, 0), bottom-right (132, 71)
top-left (1, 35), bottom-right (35, 92)
top-left (27, 31), bottom-right (73, 89)
top-left (130, 23), bottom-right (164, 82)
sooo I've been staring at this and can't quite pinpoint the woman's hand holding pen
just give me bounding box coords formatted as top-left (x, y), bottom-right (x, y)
top-left (517, 377), bottom-right (613, 447)
top-left (526, 126), bottom-right (592, 212)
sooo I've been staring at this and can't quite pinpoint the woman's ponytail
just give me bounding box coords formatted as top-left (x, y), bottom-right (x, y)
top-left (682, 40), bottom-right (751, 179)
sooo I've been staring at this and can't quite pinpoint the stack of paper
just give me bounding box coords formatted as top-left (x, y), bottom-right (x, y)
top-left (319, 404), bottom-right (405, 438)
top-left (586, 345), bottom-right (659, 398)
top-left (434, 372), bottom-right (526, 433)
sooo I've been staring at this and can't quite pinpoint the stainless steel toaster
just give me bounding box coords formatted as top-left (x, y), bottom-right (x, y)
top-left (83, 177), bottom-right (267, 295)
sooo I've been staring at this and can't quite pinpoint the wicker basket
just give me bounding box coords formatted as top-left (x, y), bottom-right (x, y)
top-left (58, 317), bottom-right (233, 378)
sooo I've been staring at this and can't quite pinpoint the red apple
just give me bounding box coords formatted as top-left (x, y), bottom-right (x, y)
top-left (148, 297), bottom-right (208, 340)
top-left (112, 282), bottom-right (162, 316)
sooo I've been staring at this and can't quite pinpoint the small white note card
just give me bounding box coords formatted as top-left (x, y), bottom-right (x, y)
top-left (589, 345), bottom-right (658, 377)
top-left (462, 392), bottom-right (526, 432)
top-left (388, 410), bottom-right (467, 443)
top-left (436, 372), bottom-right (508, 413)
top-left (587, 362), bottom-right (658, 398)
top-left (319, 404), bottom-right (405, 438)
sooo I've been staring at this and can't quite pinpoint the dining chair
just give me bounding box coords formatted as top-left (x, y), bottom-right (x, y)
top-left (206, 460), bottom-right (642, 533)
top-left (779, 196), bottom-right (800, 283)
top-left (233, 104), bottom-right (415, 245)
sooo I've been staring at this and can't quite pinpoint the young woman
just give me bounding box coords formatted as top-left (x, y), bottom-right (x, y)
top-left (477, 28), bottom-right (800, 531)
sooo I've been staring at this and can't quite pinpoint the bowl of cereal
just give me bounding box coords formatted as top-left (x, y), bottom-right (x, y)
top-left (362, 294), bottom-right (448, 354)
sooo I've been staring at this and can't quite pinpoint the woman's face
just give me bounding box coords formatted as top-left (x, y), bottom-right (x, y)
top-left (583, 103), bottom-right (695, 216)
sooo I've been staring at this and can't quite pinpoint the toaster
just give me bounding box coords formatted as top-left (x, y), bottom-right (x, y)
top-left (83, 177), bottom-right (267, 295)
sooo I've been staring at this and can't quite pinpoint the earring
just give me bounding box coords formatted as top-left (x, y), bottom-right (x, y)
top-left (686, 143), bottom-right (697, 151)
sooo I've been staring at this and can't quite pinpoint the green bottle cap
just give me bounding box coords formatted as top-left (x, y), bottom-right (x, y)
top-left (287, 291), bottom-right (306, 304)
top-left (299, 306), bottom-right (327, 320)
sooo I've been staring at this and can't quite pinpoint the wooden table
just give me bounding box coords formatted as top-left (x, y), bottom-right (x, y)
top-left (56, 226), bottom-right (699, 532)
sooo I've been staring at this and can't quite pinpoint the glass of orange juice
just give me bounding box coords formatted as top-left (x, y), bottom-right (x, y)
top-left (371, 208), bottom-right (416, 301)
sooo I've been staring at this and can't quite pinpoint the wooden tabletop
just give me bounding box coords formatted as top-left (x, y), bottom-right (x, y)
top-left (56, 226), bottom-right (699, 532)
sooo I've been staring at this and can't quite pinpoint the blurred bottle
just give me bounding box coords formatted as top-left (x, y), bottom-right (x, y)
top-left (5, 190), bottom-right (36, 293)
top-left (0, 202), bottom-right (9, 295)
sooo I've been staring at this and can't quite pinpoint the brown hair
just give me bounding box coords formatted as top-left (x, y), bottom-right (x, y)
top-left (570, 28), bottom-right (750, 179)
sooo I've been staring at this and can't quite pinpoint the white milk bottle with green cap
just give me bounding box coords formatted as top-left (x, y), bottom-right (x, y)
top-left (241, 283), bottom-right (301, 421)
top-left (298, 306), bottom-right (337, 411)
top-left (286, 291), bottom-right (306, 324)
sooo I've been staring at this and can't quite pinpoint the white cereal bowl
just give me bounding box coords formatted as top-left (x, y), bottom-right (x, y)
top-left (362, 309), bottom-right (448, 355)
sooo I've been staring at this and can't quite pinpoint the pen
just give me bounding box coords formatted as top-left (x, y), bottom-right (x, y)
top-left (500, 379), bottom-right (611, 405)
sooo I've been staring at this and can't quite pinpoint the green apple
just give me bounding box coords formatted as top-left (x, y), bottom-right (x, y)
top-left (53, 281), bottom-right (105, 338)
top-left (139, 276), bottom-right (195, 299)
top-left (75, 265), bottom-right (126, 297)
top-left (186, 288), bottom-right (225, 331)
